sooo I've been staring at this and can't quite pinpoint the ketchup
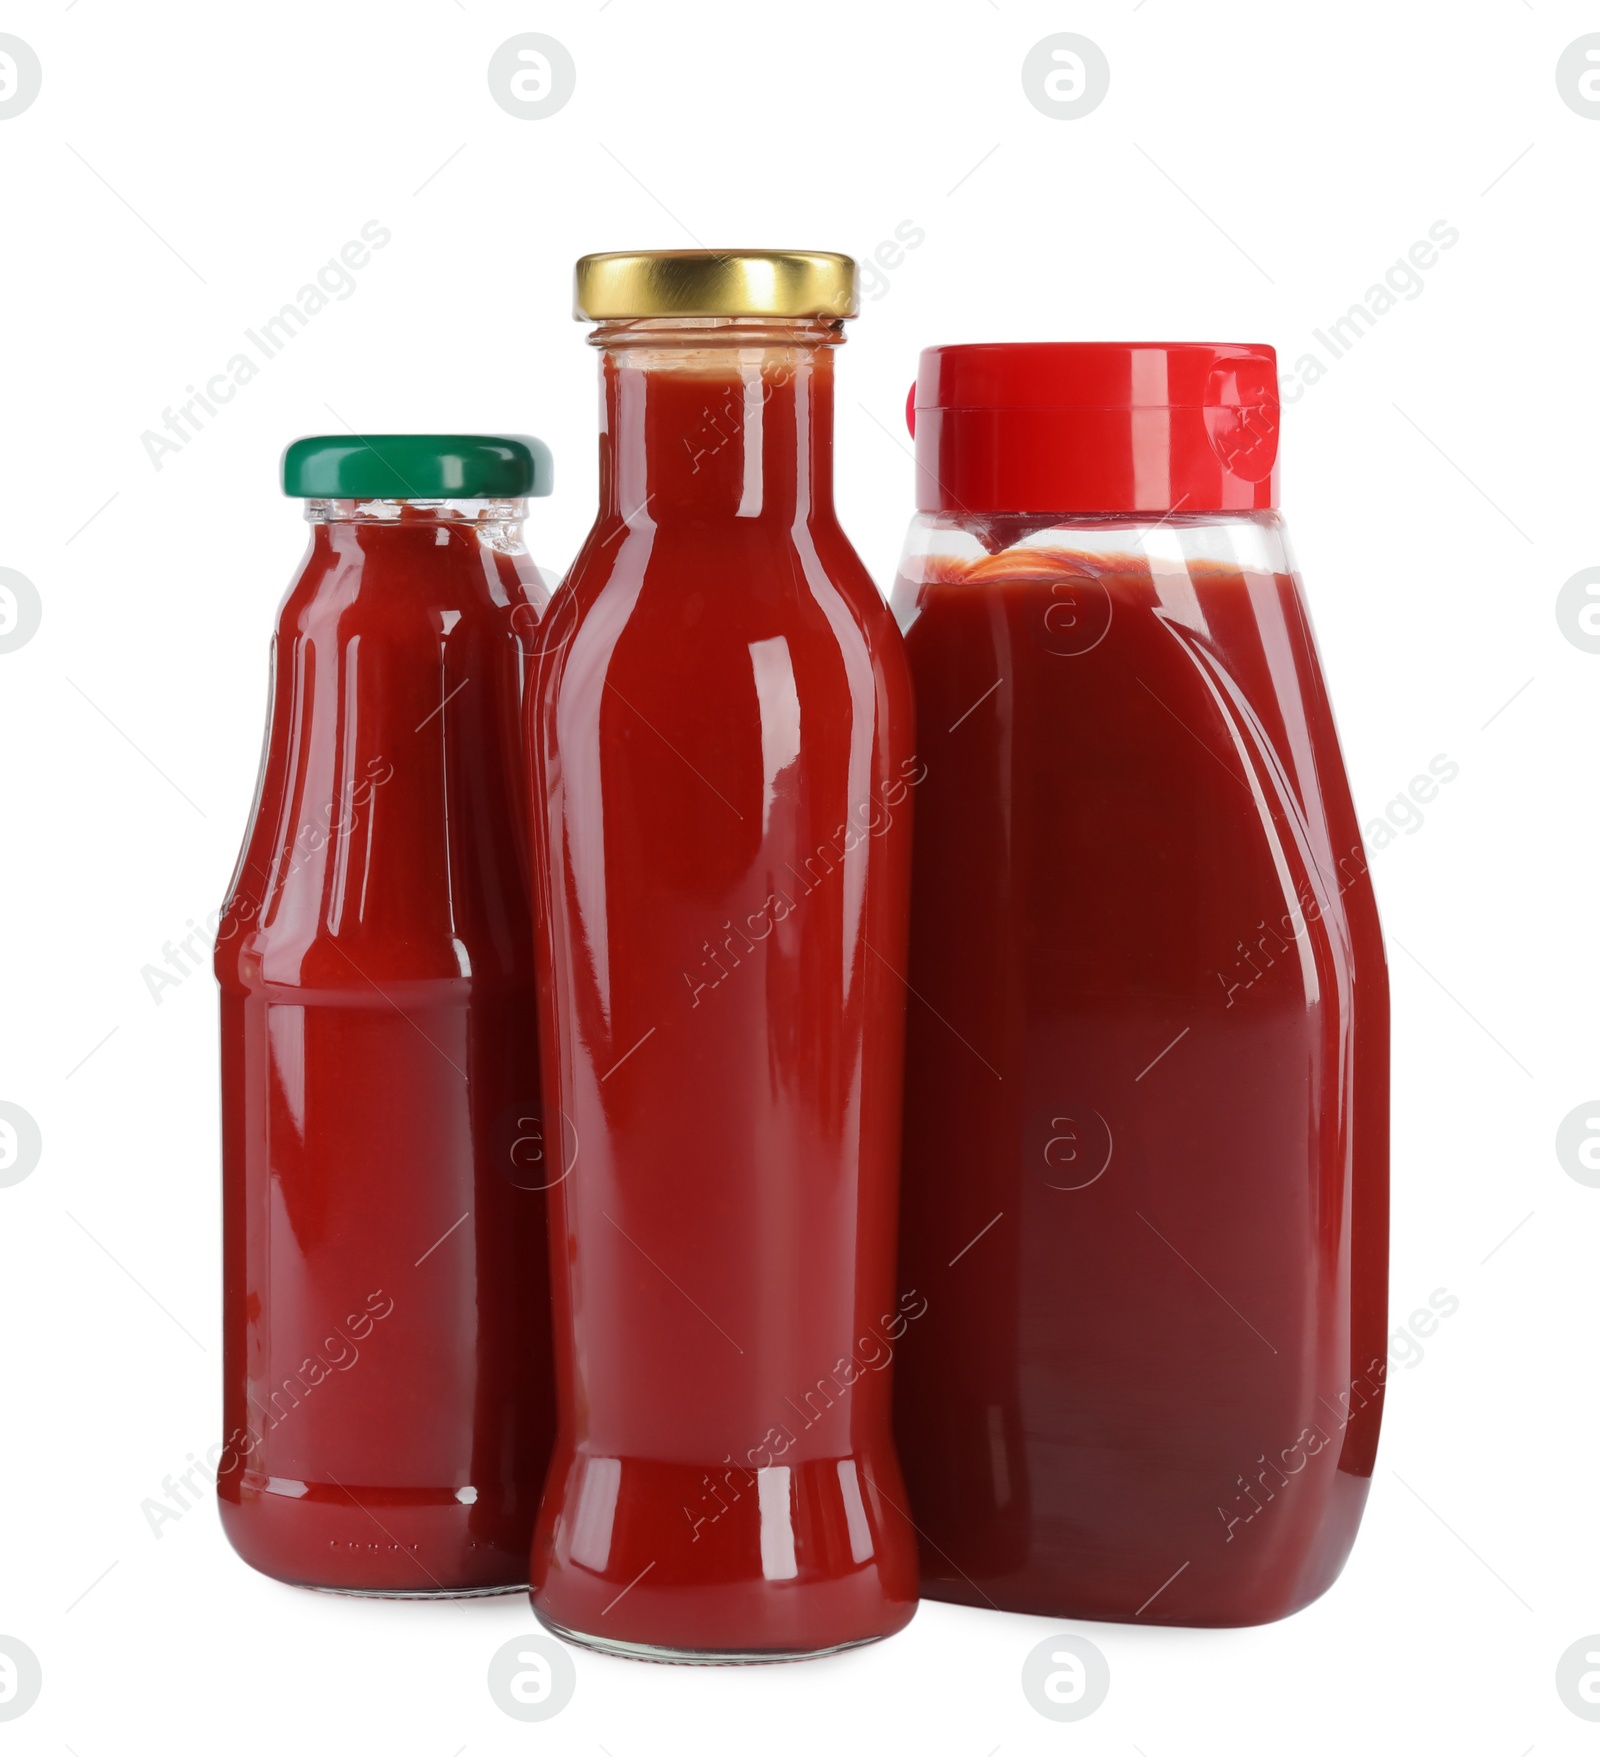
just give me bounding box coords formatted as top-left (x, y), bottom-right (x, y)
top-left (526, 253), bottom-right (920, 1659)
top-left (890, 346), bottom-right (1389, 1627)
top-left (215, 438), bottom-right (557, 1594)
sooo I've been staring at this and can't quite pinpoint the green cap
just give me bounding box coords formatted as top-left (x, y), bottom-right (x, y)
top-left (281, 433), bottom-right (553, 499)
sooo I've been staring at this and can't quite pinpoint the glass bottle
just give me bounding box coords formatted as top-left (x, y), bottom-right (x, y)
top-left (214, 435), bottom-right (559, 1595)
top-left (526, 253), bottom-right (920, 1660)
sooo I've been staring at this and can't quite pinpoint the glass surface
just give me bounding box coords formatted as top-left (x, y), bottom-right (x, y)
top-left (214, 500), bottom-right (557, 1594)
top-left (525, 317), bottom-right (920, 1657)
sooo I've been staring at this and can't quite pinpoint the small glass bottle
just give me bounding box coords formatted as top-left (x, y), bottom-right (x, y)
top-left (526, 253), bottom-right (920, 1660)
top-left (214, 435), bottom-right (559, 1595)
top-left (890, 345), bottom-right (1389, 1627)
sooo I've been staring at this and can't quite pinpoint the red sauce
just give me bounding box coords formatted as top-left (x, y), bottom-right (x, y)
top-left (526, 332), bottom-right (920, 1656)
top-left (215, 506), bottom-right (556, 1594)
top-left (890, 541), bottom-right (1388, 1626)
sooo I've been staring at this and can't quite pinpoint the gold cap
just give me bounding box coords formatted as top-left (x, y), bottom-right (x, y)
top-left (574, 250), bottom-right (859, 321)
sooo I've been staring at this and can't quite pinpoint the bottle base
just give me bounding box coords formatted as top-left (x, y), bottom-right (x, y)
top-left (533, 1604), bottom-right (886, 1666)
top-left (530, 1448), bottom-right (920, 1658)
top-left (219, 1473), bottom-right (536, 1597)
top-left (911, 1466), bottom-right (1371, 1627)
top-left (310, 1581), bottom-right (529, 1601)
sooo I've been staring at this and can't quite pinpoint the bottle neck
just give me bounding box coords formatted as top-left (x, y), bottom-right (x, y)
top-left (594, 318), bottom-right (842, 526)
top-left (302, 498), bottom-right (528, 567)
top-left (304, 497), bottom-right (527, 527)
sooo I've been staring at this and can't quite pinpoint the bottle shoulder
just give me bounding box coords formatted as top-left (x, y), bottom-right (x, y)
top-left (218, 630), bottom-right (536, 990)
top-left (890, 510), bottom-right (1294, 627)
top-left (558, 518), bottom-right (901, 657)
top-left (279, 523), bottom-right (544, 636)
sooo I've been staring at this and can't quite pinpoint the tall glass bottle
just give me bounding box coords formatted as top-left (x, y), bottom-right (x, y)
top-left (215, 435), bottom-right (558, 1594)
top-left (526, 253), bottom-right (920, 1660)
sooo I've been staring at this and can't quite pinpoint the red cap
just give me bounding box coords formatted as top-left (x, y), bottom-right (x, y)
top-left (907, 342), bottom-right (1280, 515)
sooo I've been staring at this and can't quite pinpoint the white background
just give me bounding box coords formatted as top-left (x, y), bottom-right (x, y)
top-left (1, 0), bottom-right (1594, 1750)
